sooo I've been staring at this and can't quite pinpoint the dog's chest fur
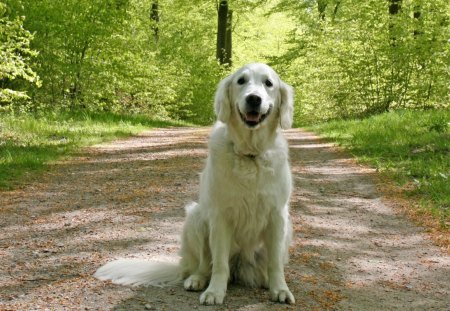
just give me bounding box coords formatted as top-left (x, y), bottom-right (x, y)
top-left (200, 125), bottom-right (291, 248)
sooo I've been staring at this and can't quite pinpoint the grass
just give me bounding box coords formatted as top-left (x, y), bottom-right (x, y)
top-left (0, 111), bottom-right (189, 189)
top-left (308, 109), bottom-right (449, 229)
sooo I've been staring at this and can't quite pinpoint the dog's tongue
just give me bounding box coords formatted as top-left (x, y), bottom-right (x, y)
top-left (245, 112), bottom-right (260, 122)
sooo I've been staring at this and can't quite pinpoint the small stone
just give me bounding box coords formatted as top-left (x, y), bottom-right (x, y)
top-left (144, 304), bottom-right (154, 310)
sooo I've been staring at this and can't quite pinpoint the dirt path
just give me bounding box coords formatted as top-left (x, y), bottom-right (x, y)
top-left (1, 128), bottom-right (449, 311)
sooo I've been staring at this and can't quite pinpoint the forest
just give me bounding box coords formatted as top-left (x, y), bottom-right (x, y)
top-left (2, 0), bottom-right (448, 123)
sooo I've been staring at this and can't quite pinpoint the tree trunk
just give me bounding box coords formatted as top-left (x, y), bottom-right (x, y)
top-left (70, 39), bottom-right (90, 108)
top-left (388, 0), bottom-right (402, 45)
top-left (389, 0), bottom-right (401, 15)
top-left (413, 5), bottom-right (421, 37)
top-left (225, 10), bottom-right (232, 66)
top-left (318, 0), bottom-right (327, 21)
top-left (151, 1), bottom-right (159, 43)
top-left (385, 0), bottom-right (403, 112)
top-left (216, 0), bottom-right (231, 66)
top-left (332, 1), bottom-right (341, 22)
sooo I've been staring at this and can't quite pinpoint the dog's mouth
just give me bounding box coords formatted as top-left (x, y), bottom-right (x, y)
top-left (239, 105), bottom-right (272, 128)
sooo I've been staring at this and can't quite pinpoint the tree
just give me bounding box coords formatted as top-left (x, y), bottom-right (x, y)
top-left (0, 2), bottom-right (40, 108)
top-left (150, 0), bottom-right (159, 42)
top-left (225, 9), bottom-right (232, 65)
top-left (317, 0), bottom-right (327, 21)
top-left (216, 0), bottom-right (232, 66)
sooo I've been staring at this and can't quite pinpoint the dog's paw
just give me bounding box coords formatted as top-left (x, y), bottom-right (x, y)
top-left (270, 288), bottom-right (295, 304)
top-left (184, 275), bottom-right (207, 291)
top-left (199, 289), bottom-right (225, 305)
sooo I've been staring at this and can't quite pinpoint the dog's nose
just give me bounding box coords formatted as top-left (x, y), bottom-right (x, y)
top-left (246, 95), bottom-right (262, 108)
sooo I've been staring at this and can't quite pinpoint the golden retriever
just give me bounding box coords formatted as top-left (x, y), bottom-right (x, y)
top-left (95, 63), bottom-right (295, 305)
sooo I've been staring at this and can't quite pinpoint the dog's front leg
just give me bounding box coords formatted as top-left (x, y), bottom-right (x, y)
top-left (264, 209), bottom-right (295, 304)
top-left (199, 218), bottom-right (231, 305)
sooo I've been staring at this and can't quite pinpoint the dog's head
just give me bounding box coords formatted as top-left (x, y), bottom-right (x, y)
top-left (214, 63), bottom-right (294, 130)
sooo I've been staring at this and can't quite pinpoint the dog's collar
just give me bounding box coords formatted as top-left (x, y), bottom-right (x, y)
top-left (230, 138), bottom-right (261, 159)
top-left (242, 153), bottom-right (257, 159)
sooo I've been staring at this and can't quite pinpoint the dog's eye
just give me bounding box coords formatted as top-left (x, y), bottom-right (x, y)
top-left (237, 77), bottom-right (246, 85)
top-left (265, 79), bottom-right (273, 87)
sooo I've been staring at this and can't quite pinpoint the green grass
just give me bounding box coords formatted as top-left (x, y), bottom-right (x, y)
top-left (308, 109), bottom-right (450, 228)
top-left (0, 111), bottom-right (189, 189)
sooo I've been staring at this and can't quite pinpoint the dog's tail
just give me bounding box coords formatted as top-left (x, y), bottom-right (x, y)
top-left (94, 259), bottom-right (181, 287)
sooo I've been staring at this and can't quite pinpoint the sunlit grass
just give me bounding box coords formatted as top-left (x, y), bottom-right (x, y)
top-left (309, 109), bottom-right (449, 228)
top-left (0, 111), bottom-right (189, 189)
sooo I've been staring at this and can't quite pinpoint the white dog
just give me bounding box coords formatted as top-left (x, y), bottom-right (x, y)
top-left (95, 63), bottom-right (295, 305)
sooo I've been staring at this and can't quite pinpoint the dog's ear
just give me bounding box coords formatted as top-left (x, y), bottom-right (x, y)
top-left (279, 81), bottom-right (294, 129)
top-left (214, 74), bottom-right (233, 123)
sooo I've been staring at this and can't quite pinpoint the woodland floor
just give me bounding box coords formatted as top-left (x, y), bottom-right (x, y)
top-left (0, 127), bottom-right (449, 311)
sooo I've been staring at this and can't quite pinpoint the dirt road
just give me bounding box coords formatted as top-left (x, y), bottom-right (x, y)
top-left (1, 128), bottom-right (449, 310)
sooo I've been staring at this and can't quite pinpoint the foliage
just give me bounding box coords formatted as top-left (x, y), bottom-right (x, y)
top-left (0, 2), bottom-right (40, 108)
top-left (310, 109), bottom-right (450, 227)
top-left (1, 0), bottom-right (448, 123)
top-left (0, 111), bottom-right (187, 189)
top-left (1, 0), bottom-right (225, 122)
top-left (271, 0), bottom-right (450, 124)
top-left (3, 0), bottom-right (132, 111)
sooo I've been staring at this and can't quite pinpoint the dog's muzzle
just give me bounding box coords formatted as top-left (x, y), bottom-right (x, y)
top-left (239, 95), bottom-right (272, 128)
